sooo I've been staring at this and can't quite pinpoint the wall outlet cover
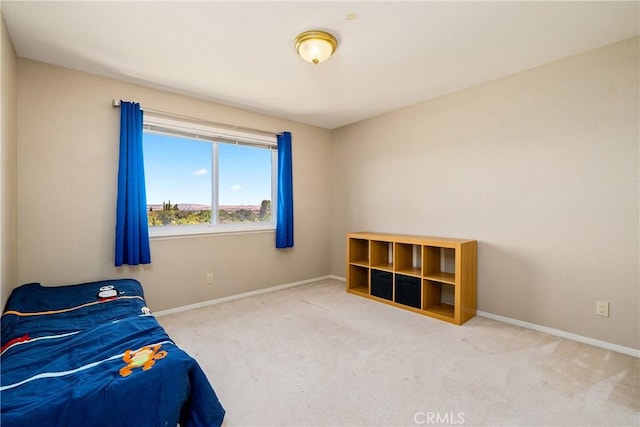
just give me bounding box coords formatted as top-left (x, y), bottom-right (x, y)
top-left (596, 301), bottom-right (609, 317)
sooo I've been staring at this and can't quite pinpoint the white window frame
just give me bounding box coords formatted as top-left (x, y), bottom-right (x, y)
top-left (143, 114), bottom-right (278, 239)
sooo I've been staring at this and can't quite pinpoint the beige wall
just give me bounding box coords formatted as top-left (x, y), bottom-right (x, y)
top-left (1, 13), bottom-right (18, 310)
top-left (12, 34), bottom-right (639, 350)
top-left (17, 59), bottom-right (332, 311)
top-left (331, 37), bottom-right (639, 349)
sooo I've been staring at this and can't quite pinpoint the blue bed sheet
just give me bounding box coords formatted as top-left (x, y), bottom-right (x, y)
top-left (1, 279), bottom-right (225, 427)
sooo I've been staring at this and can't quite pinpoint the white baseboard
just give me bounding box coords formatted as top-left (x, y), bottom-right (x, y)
top-left (338, 273), bottom-right (637, 358)
top-left (477, 310), bottom-right (639, 358)
top-left (153, 275), bottom-right (335, 317)
top-left (331, 273), bottom-right (637, 357)
top-left (154, 274), bottom-right (638, 358)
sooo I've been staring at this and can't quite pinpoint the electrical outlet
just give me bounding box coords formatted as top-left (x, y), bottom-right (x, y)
top-left (206, 273), bottom-right (214, 284)
top-left (596, 301), bottom-right (609, 317)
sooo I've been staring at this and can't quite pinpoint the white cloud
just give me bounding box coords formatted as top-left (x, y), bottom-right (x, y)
top-left (231, 184), bottom-right (242, 191)
top-left (192, 168), bottom-right (208, 176)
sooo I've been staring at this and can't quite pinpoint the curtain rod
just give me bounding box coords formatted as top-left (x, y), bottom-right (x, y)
top-left (112, 99), bottom-right (280, 137)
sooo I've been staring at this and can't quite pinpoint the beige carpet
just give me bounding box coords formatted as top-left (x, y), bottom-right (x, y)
top-left (157, 279), bottom-right (639, 426)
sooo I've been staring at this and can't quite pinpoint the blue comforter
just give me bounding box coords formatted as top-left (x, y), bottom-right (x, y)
top-left (1, 279), bottom-right (225, 427)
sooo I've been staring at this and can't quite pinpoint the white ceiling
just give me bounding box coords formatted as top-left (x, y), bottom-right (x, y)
top-left (2, 1), bottom-right (638, 129)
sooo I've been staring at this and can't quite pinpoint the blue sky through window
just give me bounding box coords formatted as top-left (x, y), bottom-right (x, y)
top-left (143, 132), bottom-right (272, 207)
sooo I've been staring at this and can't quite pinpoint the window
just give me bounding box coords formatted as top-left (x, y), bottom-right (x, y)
top-left (142, 114), bottom-right (277, 236)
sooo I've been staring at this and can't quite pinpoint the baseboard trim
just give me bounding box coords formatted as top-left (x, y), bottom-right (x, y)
top-left (154, 275), bottom-right (638, 358)
top-left (154, 275), bottom-right (334, 317)
top-left (476, 310), bottom-right (639, 358)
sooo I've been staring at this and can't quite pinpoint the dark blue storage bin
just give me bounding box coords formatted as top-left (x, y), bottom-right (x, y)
top-left (371, 270), bottom-right (393, 301)
top-left (395, 274), bottom-right (421, 309)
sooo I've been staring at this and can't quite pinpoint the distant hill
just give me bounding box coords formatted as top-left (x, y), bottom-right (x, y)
top-left (147, 204), bottom-right (209, 212)
top-left (147, 204), bottom-right (261, 212)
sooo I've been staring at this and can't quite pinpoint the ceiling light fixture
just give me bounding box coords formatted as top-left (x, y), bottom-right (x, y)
top-left (294, 30), bottom-right (338, 65)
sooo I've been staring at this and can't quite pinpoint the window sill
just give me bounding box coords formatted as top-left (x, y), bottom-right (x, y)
top-left (149, 223), bottom-right (275, 241)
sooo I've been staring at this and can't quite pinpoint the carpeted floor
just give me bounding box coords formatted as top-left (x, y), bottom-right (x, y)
top-left (157, 279), bottom-right (639, 426)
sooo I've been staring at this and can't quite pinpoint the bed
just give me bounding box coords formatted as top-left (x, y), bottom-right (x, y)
top-left (0, 278), bottom-right (225, 427)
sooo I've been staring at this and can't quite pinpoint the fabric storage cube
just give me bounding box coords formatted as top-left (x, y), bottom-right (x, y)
top-left (395, 274), bottom-right (421, 309)
top-left (370, 270), bottom-right (393, 301)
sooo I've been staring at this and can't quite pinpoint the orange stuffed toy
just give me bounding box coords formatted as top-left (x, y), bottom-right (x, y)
top-left (119, 344), bottom-right (167, 377)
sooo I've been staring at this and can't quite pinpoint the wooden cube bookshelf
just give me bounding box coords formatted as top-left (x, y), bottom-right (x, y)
top-left (346, 232), bottom-right (477, 325)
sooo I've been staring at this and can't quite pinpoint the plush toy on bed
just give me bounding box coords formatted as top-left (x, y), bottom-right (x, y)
top-left (119, 344), bottom-right (168, 377)
top-left (97, 285), bottom-right (118, 300)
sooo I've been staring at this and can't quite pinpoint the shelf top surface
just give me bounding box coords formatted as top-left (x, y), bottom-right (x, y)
top-left (347, 232), bottom-right (476, 245)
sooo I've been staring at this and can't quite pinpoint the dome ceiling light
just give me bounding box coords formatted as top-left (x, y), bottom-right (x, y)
top-left (294, 30), bottom-right (338, 65)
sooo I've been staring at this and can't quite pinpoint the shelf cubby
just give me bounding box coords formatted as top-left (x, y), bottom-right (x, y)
top-left (370, 240), bottom-right (393, 271)
top-left (347, 264), bottom-right (369, 296)
top-left (423, 246), bottom-right (456, 284)
top-left (348, 238), bottom-right (369, 266)
top-left (346, 232), bottom-right (477, 325)
top-left (423, 280), bottom-right (455, 320)
top-left (395, 243), bottom-right (422, 277)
